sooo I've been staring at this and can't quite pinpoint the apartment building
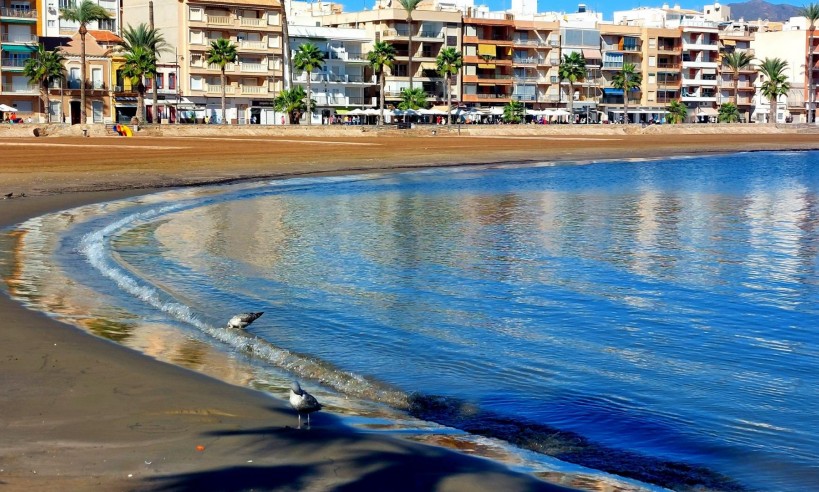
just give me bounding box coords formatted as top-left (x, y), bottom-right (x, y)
top-left (511, 19), bottom-right (559, 111)
top-left (123, 0), bottom-right (285, 124)
top-left (321, 6), bottom-right (462, 108)
top-left (461, 11), bottom-right (514, 105)
top-left (559, 26), bottom-right (600, 117)
top-left (718, 21), bottom-right (758, 122)
top-left (1, 0), bottom-right (38, 113)
top-left (59, 29), bottom-right (120, 123)
top-left (599, 24), bottom-right (642, 121)
top-left (289, 25), bottom-right (378, 123)
top-left (752, 25), bottom-right (809, 123)
top-left (680, 18), bottom-right (720, 119)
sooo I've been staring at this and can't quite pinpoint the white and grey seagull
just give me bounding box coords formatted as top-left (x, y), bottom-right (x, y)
top-left (289, 381), bottom-right (322, 429)
top-left (226, 312), bottom-right (264, 329)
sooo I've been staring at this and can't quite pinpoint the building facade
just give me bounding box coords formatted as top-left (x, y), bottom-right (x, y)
top-left (1, 0), bottom-right (39, 113)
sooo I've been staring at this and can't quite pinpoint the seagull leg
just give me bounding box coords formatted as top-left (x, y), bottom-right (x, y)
top-left (297, 413), bottom-right (301, 429)
top-left (307, 413), bottom-right (311, 428)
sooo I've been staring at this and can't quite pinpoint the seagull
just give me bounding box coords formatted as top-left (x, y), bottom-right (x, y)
top-left (226, 312), bottom-right (264, 329)
top-left (289, 381), bottom-right (322, 429)
top-left (3, 193), bottom-right (12, 199)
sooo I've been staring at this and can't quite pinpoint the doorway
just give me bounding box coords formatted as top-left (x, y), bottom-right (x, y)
top-left (70, 100), bottom-right (81, 125)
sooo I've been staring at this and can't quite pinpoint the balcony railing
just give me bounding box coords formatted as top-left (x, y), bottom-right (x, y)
top-left (475, 93), bottom-right (511, 99)
top-left (240, 17), bottom-right (264, 26)
top-left (313, 95), bottom-right (374, 106)
top-left (206, 84), bottom-right (236, 94)
top-left (208, 62), bottom-right (235, 71)
top-left (241, 85), bottom-right (266, 94)
top-left (240, 40), bottom-right (266, 50)
top-left (1, 83), bottom-right (37, 93)
top-left (513, 39), bottom-right (549, 47)
top-left (1, 33), bottom-right (37, 43)
top-left (293, 73), bottom-right (375, 83)
top-left (1, 57), bottom-right (30, 68)
top-left (206, 15), bottom-right (232, 25)
top-left (66, 80), bottom-right (107, 90)
top-left (240, 62), bottom-right (266, 72)
top-left (0, 7), bottom-right (37, 18)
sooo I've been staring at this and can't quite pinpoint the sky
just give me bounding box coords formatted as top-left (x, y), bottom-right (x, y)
top-left (339, 0), bottom-right (806, 20)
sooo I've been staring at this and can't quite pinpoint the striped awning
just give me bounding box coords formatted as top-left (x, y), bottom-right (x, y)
top-left (1, 44), bottom-right (36, 53)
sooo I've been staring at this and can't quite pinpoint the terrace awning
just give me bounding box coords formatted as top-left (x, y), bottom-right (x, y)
top-left (1, 44), bottom-right (36, 53)
top-left (478, 44), bottom-right (496, 57)
top-left (582, 49), bottom-right (602, 60)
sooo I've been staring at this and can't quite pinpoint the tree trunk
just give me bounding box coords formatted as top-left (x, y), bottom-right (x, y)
top-left (281, 4), bottom-right (292, 91)
top-left (41, 82), bottom-right (49, 123)
top-left (150, 1), bottom-right (159, 124)
top-left (378, 70), bottom-right (385, 126)
top-left (221, 68), bottom-right (227, 124)
top-left (306, 70), bottom-right (312, 126)
top-left (733, 71), bottom-right (739, 106)
top-left (137, 86), bottom-right (145, 126)
top-left (79, 26), bottom-right (87, 125)
top-left (446, 73), bottom-right (451, 126)
top-left (407, 14), bottom-right (414, 90)
top-left (623, 89), bottom-right (629, 124)
top-left (770, 95), bottom-right (777, 125)
top-left (810, 27), bottom-right (816, 123)
top-left (568, 81), bottom-right (574, 123)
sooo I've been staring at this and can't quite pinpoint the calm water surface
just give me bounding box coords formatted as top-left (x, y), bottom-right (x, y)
top-left (2, 151), bottom-right (818, 491)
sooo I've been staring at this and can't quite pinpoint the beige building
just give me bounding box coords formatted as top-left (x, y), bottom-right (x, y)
top-left (322, 6), bottom-right (462, 108)
top-left (123, 0), bottom-right (285, 124)
top-left (59, 30), bottom-right (121, 124)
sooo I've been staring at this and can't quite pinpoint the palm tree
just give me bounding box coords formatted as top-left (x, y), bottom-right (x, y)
top-left (368, 41), bottom-right (397, 126)
top-left (722, 51), bottom-right (754, 106)
top-left (23, 45), bottom-right (66, 122)
top-left (666, 99), bottom-right (688, 123)
top-left (120, 45), bottom-right (156, 125)
top-left (274, 86), bottom-right (309, 124)
top-left (611, 62), bottom-right (642, 124)
top-left (718, 102), bottom-right (740, 122)
top-left (398, 0), bottom-right (422, 90)
top-left (398, 87), bottom-right (426, 110)
top-left (120, 23), bottom-right (169, 124)
top-left (503, 100), bottom-right (524, 123)
top-left (205, 38), bottom-right (238, 125)
top-left (758, 57), bottom-right (790, 124)
top-left (558, 52), bottom-right (586, 122)
top-left (436, 47), bottom-right (462, 125)
top-left (60, 0), bottom-right (111, 124)
top-left (293, 43), bottom-right (325, 126)
top-left (801, 3), bottom-right (819, 123)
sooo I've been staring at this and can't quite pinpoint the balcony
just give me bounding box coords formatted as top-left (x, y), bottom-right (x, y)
top-left (239, 40), bottom-right (267, 50)
top-left (240, 85), bottom-right (267, 94)
top-left (682, 77), bottom-right (719, 87)
top-left (682, 41), bottom-right (719, 51)
top-left (513, 56), bottom-right (539, 65)
top-left (0, 7), bottom-right (37, 20)
top-left (239, 62), bottom-right (266, 72)
top-left (206, 84), bottom-right (236, 94)
top-left (512, 39), bottom-right (550, 47)
top-left (313, 95), bottom-right (375, 106)
top-left (682, 59), bottom-right (718, 68)
top-left (240, 17), bottom-right (265, 27)
top-left (1, 33), bottom-right (37, 43)
top-left (1, 83), bottom-right (37, 94)
top-left (207, 62), bottom-right (235, 71)
top-left (326, 51), bottom-right (368, 62)
top-left (0, 57), bottom-right (30, 70)
top-left (292, 72), bottom-right (375, 84)
top-left (206, 15), bottom-right (232, 26)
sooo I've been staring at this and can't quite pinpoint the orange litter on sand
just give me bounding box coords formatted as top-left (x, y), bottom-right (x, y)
top-left (195, 445), bottom-right (206, 452)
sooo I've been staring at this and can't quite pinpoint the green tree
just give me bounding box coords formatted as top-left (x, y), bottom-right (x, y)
top-left (120, 45), bottom-right (156, 125)
top-left (274, 86), bottom-right (309, 124)
top-left (120, 23), bottom-right (169, 123)
top-left (503, 100), bottom-right (524, 123)
top-left (558, 52), bottom-right (586, 122)
top-left (60, 0), bottom-right (110, 124)
top-left (666, 99), bottom-right (688, 124)
top-left (801, 3), bottom-right (819, 123)
top-left (398, 0), bottom-right (422, 90)
top-left (759, 57), bottom-right (790, 124)
top-left (721, 51), bottom-right (754, 107)
top-left (398, 87), bottom-right (427, 110)
top-left (436, 47), bottom-right (462, 125)
top-left (718, 102), bottom-right (740, 122)
top-left (293, 43), bottom-right (325, 126)
top-left (23, 45), bottom-right (66, 122)
top-left (205, 38), bottom-right (238, 125)
top-left (611, 62), bottom-right (642, 124)
top-left (368, 41), bottom-right (396, 126)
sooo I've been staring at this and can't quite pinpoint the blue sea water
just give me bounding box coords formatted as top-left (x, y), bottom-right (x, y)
top-left (2, 151), bottom-right (818, 491)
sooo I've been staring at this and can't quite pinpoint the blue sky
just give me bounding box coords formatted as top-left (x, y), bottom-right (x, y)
top-left (341, 0), bottom-right (805, 20)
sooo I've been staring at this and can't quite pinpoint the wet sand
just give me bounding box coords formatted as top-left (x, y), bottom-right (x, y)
top-left (1, 128), bottom-right (818, 491)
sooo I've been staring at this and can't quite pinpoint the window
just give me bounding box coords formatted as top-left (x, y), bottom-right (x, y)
top-left (648, 73), bottom-right (656, 84)
top-left (190, 30), bottom-right (204, 44)
top-left (98, 18), bottom-right (115, 32)
top-left (648, 91), bottom-right (656, 102)
top-left (267, 12), bottom-right (280, 25)
top-left (648, 56), bottom-right (656, 67)
top-left (156, 74), bottom-right (164, 89)
top-left (91, 67), bottom-right (102, 88)
top-left (190, 7), bottom-right (203, 21)
top-left (649, 38), bottom-right (656, 49)
top-left (190, 76), bottom-right (203, 90)
top-left (145, 77), bottom-right (152, 89)
top-left (267, 36), bottom-right (280, 48)
top-left (169, 73), bottom-right (176, 90)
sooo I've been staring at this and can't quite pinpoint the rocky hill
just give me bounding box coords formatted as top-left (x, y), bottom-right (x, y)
top-left (727, 0), bottom-right (801, 21)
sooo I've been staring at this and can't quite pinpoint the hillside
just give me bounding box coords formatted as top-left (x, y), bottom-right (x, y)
top-left (726, 0), bottom-right (801, 20)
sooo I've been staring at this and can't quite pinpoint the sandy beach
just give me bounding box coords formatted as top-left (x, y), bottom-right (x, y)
top-left (1, 125), bottom-right (818, 491)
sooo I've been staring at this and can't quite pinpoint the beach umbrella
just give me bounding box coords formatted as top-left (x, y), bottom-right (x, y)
top-left (0, 104), bottom-right (16, 112)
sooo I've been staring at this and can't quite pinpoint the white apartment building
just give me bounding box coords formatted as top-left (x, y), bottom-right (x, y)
top-left (42, 0), bottom-right (119, 37)
top-left (289, 25), bottom-right (377, 123)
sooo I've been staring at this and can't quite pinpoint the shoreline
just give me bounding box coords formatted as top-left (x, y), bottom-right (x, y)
top-left (2, 130), bottom-right (819, 491)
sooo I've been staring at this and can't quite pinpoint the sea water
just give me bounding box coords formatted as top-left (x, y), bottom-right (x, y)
top-left (2, 151), bottom-right (818, 492)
